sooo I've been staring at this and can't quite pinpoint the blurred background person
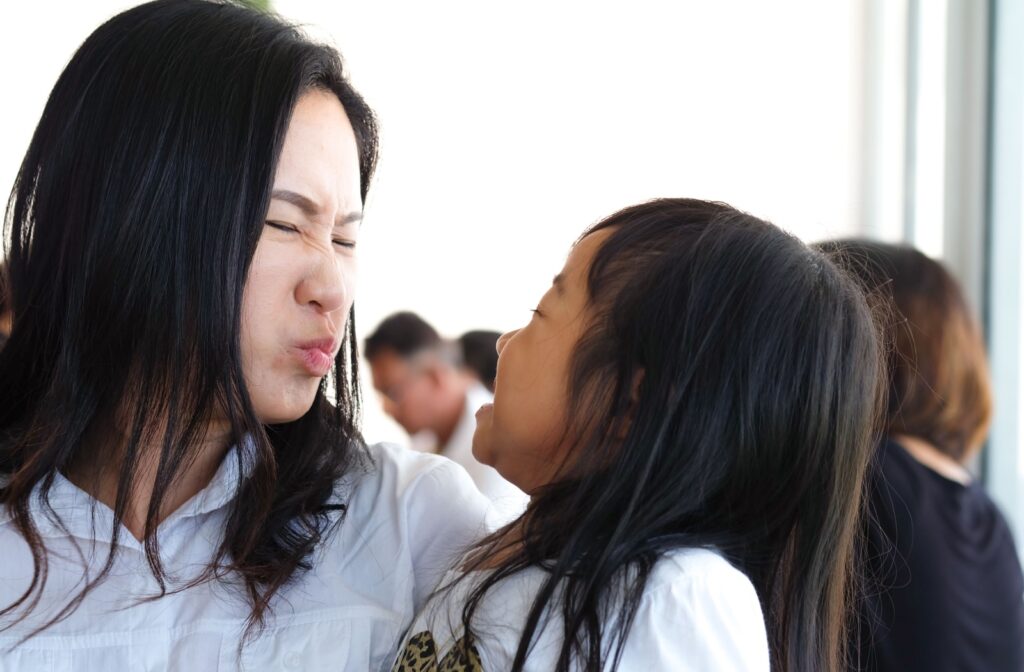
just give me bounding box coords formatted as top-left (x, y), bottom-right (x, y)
top-left (457, 329), bottom-right (500, 393)
top-left (365, 312), bottom-right (527, 517)
top-left (823, 240), bottom-right (1024, 672)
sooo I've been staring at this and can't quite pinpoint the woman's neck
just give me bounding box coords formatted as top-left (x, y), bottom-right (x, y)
top-left (65, 421), bottom-right (232, 542)
top-left (893, 434), bottom-right (973, 485)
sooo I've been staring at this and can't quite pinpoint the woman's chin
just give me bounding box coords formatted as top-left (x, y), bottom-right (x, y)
top-left (252, 388), bottom-right (319, 425)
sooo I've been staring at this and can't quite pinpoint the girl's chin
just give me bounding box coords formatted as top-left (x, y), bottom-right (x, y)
top-left (471, 416), bottom-right (496, 467)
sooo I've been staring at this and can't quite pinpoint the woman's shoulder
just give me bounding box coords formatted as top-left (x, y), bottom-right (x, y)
top-left (339, 443), bottom-right (495, 610)
top-left (348, 442), bottom-right (491, 509)
top-left (368, 440), bottom-right (464, 475)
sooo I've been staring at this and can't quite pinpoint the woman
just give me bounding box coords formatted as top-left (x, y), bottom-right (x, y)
top-left (0, 1), bottom-right (490, 669)
top-left (393, 199), bottom-right (885, 671)
top-left (822, 240), bottom-right (1024, 672)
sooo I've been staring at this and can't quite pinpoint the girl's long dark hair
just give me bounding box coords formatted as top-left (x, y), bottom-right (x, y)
top-left (0, 0), bottom-right (378, 640)
top-left (456, 199), bottom-right (884, 671)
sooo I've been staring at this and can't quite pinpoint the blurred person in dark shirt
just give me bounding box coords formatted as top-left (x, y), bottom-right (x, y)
top-left (822, 240), bottom-right (1024, 672)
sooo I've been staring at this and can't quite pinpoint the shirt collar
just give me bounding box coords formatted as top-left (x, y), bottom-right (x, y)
top-left (5, 437), bottom-right (256, 546)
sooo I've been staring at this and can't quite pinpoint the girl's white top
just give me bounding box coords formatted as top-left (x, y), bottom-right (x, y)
top-left (394, 547), bottom-right (770, 671)
top-left (0, 442), bottom-right (492, 671)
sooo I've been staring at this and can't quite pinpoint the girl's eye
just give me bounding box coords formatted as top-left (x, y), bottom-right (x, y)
top-left (333, 239), bottom-right (356, 250)
top-left (266, 221), bottom-right (298, 234)
top-left (530, 308), bottom-right (543, 318)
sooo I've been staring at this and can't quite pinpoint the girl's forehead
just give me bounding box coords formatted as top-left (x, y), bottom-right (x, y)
top-left (564, 229), bottom-right (614, 281)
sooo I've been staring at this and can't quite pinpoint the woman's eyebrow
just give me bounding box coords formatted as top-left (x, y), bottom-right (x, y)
top-left (271, 189), bottom-right (362, 226)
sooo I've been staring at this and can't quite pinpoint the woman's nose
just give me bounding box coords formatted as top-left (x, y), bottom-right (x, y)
top-left (295, 254), bottom-right (348, 315)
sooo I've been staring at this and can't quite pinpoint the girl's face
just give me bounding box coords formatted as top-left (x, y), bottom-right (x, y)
top-left (472, 229), bottom-right (612, 493)
top-left (239, 90), bottom-right (363, 424)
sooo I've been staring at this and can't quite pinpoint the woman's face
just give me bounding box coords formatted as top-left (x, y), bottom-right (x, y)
top-left (240, 90), bottom-right (362, 424)
top-left (472, 229), bottom-right (611, 493)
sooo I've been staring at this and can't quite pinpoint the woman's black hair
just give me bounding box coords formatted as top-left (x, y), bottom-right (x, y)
top-left (0, 0), bottom-right (378, 640)
top-left (454, 199), bottom-right (884, 671)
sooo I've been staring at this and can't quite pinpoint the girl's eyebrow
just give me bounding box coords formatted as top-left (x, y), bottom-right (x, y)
top-left (553, 274), bottom-right (565, 295)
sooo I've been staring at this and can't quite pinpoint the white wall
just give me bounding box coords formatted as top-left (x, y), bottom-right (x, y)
top-left (0, 3), bottom-right (138, 207)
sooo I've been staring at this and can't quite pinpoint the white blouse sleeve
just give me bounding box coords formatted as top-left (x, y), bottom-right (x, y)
top-left (616, 554), bottom-right (771, 671)
top-left (402, 456), bottom-right (494, 610)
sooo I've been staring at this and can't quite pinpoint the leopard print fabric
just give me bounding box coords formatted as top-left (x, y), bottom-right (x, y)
top-left (391, 631), bottom-right (483, 672)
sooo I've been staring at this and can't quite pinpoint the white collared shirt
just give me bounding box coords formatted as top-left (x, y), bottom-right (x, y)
top-left (396, 547), bottom-right (770, 671)
top-left (0, 442), bottom-right (492, 671)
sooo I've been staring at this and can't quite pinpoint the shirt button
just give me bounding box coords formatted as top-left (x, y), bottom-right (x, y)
top-left (284, 652), bottom-right (302, 669)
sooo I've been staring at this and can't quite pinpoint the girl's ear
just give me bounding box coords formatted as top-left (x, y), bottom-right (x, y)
top-left (614, 368), bottom-right (645, 440)
top-left (630, 368), bottom-right (645, 404)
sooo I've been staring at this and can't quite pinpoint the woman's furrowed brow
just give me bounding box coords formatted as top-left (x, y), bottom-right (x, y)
top-left (271, 189), bottom-right (362, 226)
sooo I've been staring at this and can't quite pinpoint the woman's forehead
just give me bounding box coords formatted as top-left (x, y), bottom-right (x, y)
top-left (273, 91), bottom-right (362, 216)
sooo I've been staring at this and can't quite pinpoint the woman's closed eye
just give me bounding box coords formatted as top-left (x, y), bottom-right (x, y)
top-left (267, 222), bottom-right (355, 251)
top-left (266, 220), bottom-right (299, 234)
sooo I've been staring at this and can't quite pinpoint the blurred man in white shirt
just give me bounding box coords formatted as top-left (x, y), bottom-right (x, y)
top-left (365, 312), bottom-right (527, 520)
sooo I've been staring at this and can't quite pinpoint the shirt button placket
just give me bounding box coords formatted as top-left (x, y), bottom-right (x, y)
top-left (131, 556), bottom-right (149, 670)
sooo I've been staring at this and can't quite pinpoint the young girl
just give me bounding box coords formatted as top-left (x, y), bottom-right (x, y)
top-left (393, 199), bottom-right (883, 671)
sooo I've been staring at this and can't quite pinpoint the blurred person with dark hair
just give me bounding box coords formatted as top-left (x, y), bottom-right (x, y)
top-left (821, 240), bottom-right (1024, 672)
top-left (366, 312), bottom-right (527, 518)
top-left (458, 330), bottom-right (501, 393)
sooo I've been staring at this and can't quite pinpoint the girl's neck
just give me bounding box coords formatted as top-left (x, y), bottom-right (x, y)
top-left (893, 434), bottom-right (972, 485)
top-left (467, 519), bottom-right (527, 571)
